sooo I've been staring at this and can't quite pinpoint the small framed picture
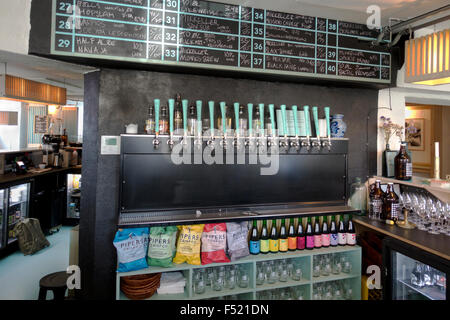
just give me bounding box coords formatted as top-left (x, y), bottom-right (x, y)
top-left (405, 118), bottom-right (425, 151)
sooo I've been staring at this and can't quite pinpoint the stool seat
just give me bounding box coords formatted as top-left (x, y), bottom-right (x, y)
top-left (38, 271), bottom-right (69, 300)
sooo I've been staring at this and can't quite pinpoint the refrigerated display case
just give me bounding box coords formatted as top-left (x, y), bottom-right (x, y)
top-left (7, 183), bottom-right (30, 244)
top-left (0, 189), bottom-right (5, 249)
top-left (66, 173), bottom-right (81, 221)
top-left (383, 238), bottom-right (449, 300)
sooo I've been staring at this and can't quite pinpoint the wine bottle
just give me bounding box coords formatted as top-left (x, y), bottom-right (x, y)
top-left (269, 219), bottom-right (279, 253)
top-left (346, 215), bottom-right (356, 246)
top-left (260, 220), bottom-right (269, 254)
top-left (338, 215), bottom-right (347, 246)
top-left (296, 218), bottom-right (305, 250)
top-left (330, 215), bottom-right (338, 247)
top-left (249, 220), bottom-right (260, 254)
top-left (288, 218), bottom-right (297, 251)
top-left (305, 217), bottom-right (314, 250)
top-left (321, 217), bottom-right (330, 248)
top-left (279, 219), bottom-right (288, 252)
top-left (313, 217), bottom-right (322, 249)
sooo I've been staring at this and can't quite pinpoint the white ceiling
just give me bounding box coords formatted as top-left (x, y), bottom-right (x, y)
top-left (0, 50), bottom-right (96, 100)
top-left (221, 0), bottom-right (449, 26)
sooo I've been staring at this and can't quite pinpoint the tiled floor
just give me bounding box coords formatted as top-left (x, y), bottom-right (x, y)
top-left (0, 226), bottom-right (72, 300)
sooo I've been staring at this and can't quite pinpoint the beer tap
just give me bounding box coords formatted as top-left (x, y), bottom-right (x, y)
top-left (207, 101), bottom-right (215, 149)
top-left (279, 104), bottom-right (288, 150)
top-left (167, 99), bottom-right (175, 149)
top-left (311, 106), bottom-right (321, 150)
top-left (258, 103), bottom-right (265, 150)
top-left (219, 101), bottom-right (227, 149)
top-left (153, 99), bottom-right (160, 148)
top-left (194, 100), bottom-right (202, 149)
top-left (233, 102), bottom-right (241, 148)
top-left (247, 103), bottom-right (253, 149)
top-left (182, 99), bottom-right (188, 146)
top-left (290, 105), bottom-right (300, 150)
top-left (322, 106), bottom-right (332, 151)
top-left (267, 104), bottom-right (277, 148)
top-left (302, 105), bottom-right (311, 150)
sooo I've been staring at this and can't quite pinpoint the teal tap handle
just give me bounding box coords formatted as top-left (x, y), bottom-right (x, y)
top-left (196, 100), bottom-right (202, 136)
top-left (248, 103), bottom-right (253, 135)
top-left (269, 104), bottom-right (275, 136)
top-left (154, 99), bottom-right (160, 134)
top-left (208, 101), bottom-right (214, 134)
top-left (234, 102), bottom-right (240, 133)
top-left (168, 99), bottom-right (175, 134)
top-left (280, 104), bottom-right (287, 136)
top-left (324, 106), bottom-right (331, 138)
top-left (312, 106), bottom-right (319, 137)
top-left (292, 105), bottom-right (299, 137)
top-left (220, 101), bottom-right (226, 134)
top-left (258, 104), bottom-right (264, 136)
top-left (303, 105), bottom-right (310, 137)
top-left (182, 99), bottom-right (188, 134)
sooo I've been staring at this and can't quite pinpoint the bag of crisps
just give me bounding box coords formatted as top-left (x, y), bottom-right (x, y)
top-left (226, 221), bottom-right (250, 261)
top-left (173, 224), bottom-right (204, 265)
top-left (147, 226), bottom-right (178, 268)
top-left (201, 223), bottom-right (229, 265)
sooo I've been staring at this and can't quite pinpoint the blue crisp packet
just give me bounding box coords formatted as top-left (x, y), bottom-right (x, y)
top-left (113, 228), bottom-right (149, 272)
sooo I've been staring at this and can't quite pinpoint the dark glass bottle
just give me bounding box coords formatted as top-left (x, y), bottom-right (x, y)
top-left (249, 220), bottom-right (260, 255)
top-left (313, 217), bottom-right (322, 249)
top-left (338, 215), bottom-right (347, 246)
top-left (279, 219), bottom-right (288, 252)
top-left (305, 217), bottom-right (314, 250)
top-left (187, 105), bottom-right (197, 136)
top-left (370, 180), bottom-right (384, 220)
top-left (159, 105), bottom-right (169, 135)
top-left (174, 94), bottom-right (183, 131)
top-left (269, 219), bottom-right (279, 253)
top-left (260, 220), bottom-right (269, 254)
top-left (395, 143), bottom-right (412, 180)
top-left (383, 182), bottom-right (399, 224)
top-left (330, 215), bottom-right (338, 247)
top-left (288, 218), bottom-right (297, 251)
top-left (321, 217), bottom-right (330, 248)
top-left (145, 106), bottom-right (155, 134)
top-left (346, 215), bottom-right (356, 245)
top-left (296, 218), bottom-right (305, 250)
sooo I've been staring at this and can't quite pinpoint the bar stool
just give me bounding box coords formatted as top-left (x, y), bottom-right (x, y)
top-left (38, 271), bottom-right (69, 300)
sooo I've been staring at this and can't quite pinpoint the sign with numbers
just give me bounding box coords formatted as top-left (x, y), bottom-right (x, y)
top-left (51, 0), bottom-right (391, 83)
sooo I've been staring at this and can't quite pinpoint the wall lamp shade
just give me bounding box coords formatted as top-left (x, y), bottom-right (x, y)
top-left (405, 29), bottom-right (450, 85)
top-left (0, 74), bottom-right (67, 105)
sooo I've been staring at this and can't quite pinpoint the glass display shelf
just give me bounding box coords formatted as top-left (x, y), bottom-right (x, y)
top-left (396, 279), bottom-right (446, 300)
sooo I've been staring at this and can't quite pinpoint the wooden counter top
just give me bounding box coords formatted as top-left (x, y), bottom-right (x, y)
top-left (0, 165), bottom-right (81, 187)
top-left (354, 216), bottom-right (450, 261)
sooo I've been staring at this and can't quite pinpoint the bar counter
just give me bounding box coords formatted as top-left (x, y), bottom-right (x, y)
top-left (354, 216), bottom-right (450, 261)
top-left (0, 165), bottom-right (82, 187)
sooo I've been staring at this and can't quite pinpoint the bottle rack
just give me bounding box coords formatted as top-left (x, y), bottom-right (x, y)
top-left (116, 245), bottom-right (361, 300)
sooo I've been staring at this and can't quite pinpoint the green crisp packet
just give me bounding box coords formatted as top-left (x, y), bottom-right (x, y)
top-left (147, 226), bottom-right (178, 267)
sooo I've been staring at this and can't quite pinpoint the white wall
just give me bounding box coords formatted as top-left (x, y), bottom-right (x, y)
top-left (0, 0), bottom-right (31, 54)
top-left (0, 100), bottom-right (22, 150)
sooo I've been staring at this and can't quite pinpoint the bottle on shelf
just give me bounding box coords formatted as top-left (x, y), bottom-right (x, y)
top-left (321, 217), bottom-right (330, 248)
top-left (305, 217), bottom-right (314, 250)
top-left (145, 105), bottom-right (155, 135)
top-left (394, 143), bottom-right (412, 180)
top-left (269, 219), bottom-right (279, 253)
top-left (313, 217), bottom-right (322, 249)
top-left (174, 94), bottom-right (183, 131)
top-left (260, 220), bottom-right (269, 254)
top-left (238, 104), bottom-right (248, 136)
top-left (187, 105), bottom-right (197, 136)
top-left (279, 219), bottom-right (288, 252)
top-left (288, 218), bottom-right (297, 251)
top-left (346, 215), bottom-right (356, 246)
top-left (159, 105), bottom-right (169, 135)
top-left (338, 215), bottom-right (347, 246)
top-left (369, 180), bottom-right (384, 220)
top-left (249, 220), bottom-right (260, 255)
top-left (383, 182), bottom-right (399, 224)
top-left (296, 218), bottom-right (305, 250)
top-left (253, 107), bottom-right (261, 136)
top-left (330, 215), bottom-right (338, 247)
top-left (61, 128), bottom-right (68, 146)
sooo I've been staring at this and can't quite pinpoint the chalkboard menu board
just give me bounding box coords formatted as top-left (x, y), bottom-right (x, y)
top-left (51, 0), bottom-right (391, 83)
top-left (34, 115), bottom-right (48, 134)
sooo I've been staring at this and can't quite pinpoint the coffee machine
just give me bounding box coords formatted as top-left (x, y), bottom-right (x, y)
top-left (42, 134), bottom-right (63, 167)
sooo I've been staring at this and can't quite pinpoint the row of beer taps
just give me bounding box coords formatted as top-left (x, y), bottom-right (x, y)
top-left (151, 99), bottom-right (333, 152)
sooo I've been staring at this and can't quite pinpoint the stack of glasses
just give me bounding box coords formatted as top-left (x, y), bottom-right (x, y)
top-left (312, 254), bottom-right (352, 277)
top-left (193, 265), bottom-right (250, 295)
top-left (256, 286), bottom-right (306, 300)
top-left (313, 280), bottom-right (354, 300)
top-left (256, 259), bottom-right (303, 286)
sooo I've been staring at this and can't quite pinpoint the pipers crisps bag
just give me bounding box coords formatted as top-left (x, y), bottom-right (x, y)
top-left (173, 224), bottom-right (204, 265)
top-left (201, 223), bottom-right (230, 265)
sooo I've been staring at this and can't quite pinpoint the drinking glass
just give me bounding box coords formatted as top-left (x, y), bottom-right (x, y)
top-left (293, 287), bottom-right (304, 300)
top-left (194, 270), bottom-right (206, 294)
top-left (342, 256), bottom-right (352, 274)
top-left (268, 265), bottom-right (279, 284)
top-left (291, 263), bottom-right (302, 281)
top-left (238, 267), bottom-right (249, 288)
top-left (205, 267), bottom-right (214, 287)
top-left (279, 262), bottom-right (289, 282)
top-left (213, 272), bottom-right (224, 291)
top-left (313, 256), bottom-right (321, 277)
top-left (256, 265), bottom-right (265, 286)
top-left (332, 254), bottom-right (342, 274)
top-left (321, 254), bottom-right (332, 276)
top-left (272, 289), bottom-right (280, 300)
